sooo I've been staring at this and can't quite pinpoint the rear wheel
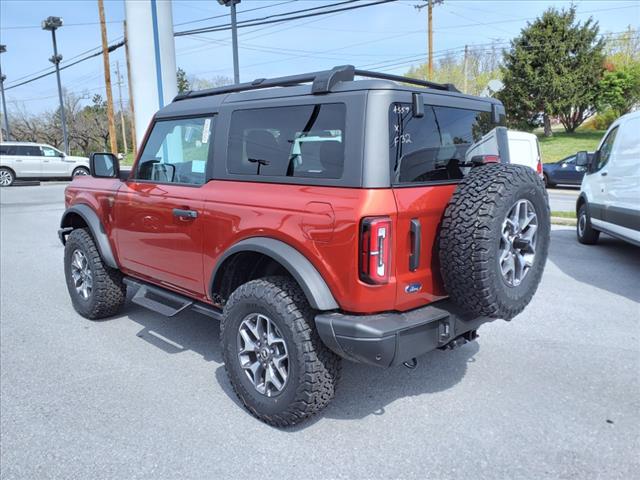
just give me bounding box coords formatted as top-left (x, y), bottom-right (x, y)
top-left (0, 167), bottom-right (15, 187)
top-left (543, 173), bottom-right (554, 188)
top-left (439, 164), bottom-right (550, 320)
top-left (72, 166), bottom-right (90, 177)
top-left (577, 203), bottom-right (599, 245)
top-left (220, 276), bottom-right (341, 427)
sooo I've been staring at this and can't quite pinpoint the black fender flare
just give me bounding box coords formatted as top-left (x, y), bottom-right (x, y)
top-left (210, 237), bottom-right (339, 311)
top-left (59, 204), bottom-right (119, 269)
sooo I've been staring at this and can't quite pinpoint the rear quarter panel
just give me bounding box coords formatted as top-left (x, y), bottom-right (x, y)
top-left (201, 181), bottom-right (400, 314)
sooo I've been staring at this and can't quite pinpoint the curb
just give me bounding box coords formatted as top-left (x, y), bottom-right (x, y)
top-left (551, 217), bottom-right (576, 226)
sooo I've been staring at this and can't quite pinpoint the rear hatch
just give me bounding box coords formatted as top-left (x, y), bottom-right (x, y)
top-left (389, 100), bottom-right (504, 311)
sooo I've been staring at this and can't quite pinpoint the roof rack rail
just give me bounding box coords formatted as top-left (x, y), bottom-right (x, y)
top-left (173, 64), bottom-right (458, 102)
top-left (353, 69), bottom-right (459, 93)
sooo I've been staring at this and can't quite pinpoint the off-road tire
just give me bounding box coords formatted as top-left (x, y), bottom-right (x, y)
top-left (221, 276), bottom-right (341, 427)
top-left (439, 164), bottom-right (550, 320)
top-left (0, 167), bottom-right (15, 187)
top-left (577, 203), bottom-right (600, 245)
top-left (64, 228), bottom-right (126, 319)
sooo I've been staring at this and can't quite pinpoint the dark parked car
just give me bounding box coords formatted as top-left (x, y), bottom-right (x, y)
top-left (543, 153), bottom-right (592, 187)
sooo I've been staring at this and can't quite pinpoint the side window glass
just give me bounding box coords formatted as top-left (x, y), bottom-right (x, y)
top-left (597, 126), bottom-right (618, 171)
top-left (41, 147), bottom-right (58, 157)
top-left (227, 104), bottom-right (345, 179)
top-left (136, 116), bottom-right (214, 185)
top-left (565, 157), bottom-right (576, 165)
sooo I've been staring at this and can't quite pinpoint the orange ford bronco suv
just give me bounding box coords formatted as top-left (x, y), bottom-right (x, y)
top-left (59, 66), bottom-right (550, 426)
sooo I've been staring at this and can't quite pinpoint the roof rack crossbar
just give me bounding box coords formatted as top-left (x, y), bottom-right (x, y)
top-left (353, 69), bottom-right (459, 92)
top-left (173, 64), bottom-right (459, 102)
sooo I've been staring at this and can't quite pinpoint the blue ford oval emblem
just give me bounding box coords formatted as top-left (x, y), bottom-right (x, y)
top-left (405, 283), bottom-right (422, 294)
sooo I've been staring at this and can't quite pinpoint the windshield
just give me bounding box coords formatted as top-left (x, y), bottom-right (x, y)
top-left (389, 103), bottom-right (501, 184)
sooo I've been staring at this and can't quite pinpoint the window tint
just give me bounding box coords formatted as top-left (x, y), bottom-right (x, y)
top-left (136, 116), bottom-right (214, 185)
top-left (0, 145), bottom-right (15, 155)
top-left (390, 104), bottom-right (498, 184)
top-left (15, 146), bottom-right (42, 156)
top-left (227, 103), bottom-right (345, 179)
top-left (597, 126), bottom-right (618, 171)
top-left (41, 146), bottom-right (60, 157)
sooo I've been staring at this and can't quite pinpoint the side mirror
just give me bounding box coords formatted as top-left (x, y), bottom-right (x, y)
top-left (90, 152), bottom-right (120, 179)
top-left (575, 151), bottom-right (589, 167)
top-left (60, 152), bottom-right (66, 158)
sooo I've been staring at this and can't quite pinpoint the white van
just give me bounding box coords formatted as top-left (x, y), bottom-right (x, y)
top-left (576, 110), bottom-right (640, 246)
top-left (465, 128), bottom-right (543, 177)
top-left (0, 142), bottom-right (90, 186)
top-left (506, 130), bottom-right (543, 178)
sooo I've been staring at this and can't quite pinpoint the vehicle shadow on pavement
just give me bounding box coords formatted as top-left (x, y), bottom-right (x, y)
top-left (120, 294), bottom-right (481, 429)
top-left (124, 298), bottom-right (224, 363)
top-left (548, 229), bottom-right (640, 302)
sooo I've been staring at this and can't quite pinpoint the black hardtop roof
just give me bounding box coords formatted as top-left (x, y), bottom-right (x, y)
top-left (157, 65), bottom-right (501, 118)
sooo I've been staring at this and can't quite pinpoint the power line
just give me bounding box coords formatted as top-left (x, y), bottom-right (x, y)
top-left (1, 20), bottom-right (123, 30)
top-left (175, 0), bottom-right (398, 37)
top-left (174, 0), bottom-right (298, 27)
top-left (5, 41), bottom-right (125, 90)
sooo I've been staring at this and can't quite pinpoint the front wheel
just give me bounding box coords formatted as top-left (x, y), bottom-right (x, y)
top-left (64, 228), bottom-right (126, 319)
top-left (220, 276), bottom-right (341, 427)
top-left (0, 167), bottom-right (15, 187)
top-left (577, 203), bottom-right (599, 245)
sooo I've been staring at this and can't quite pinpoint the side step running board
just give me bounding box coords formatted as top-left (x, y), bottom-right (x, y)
top-left (123, 277), bottom-right (223, 320)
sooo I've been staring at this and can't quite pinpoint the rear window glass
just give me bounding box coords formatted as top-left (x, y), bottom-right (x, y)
top-left (227, 103), bottom-right (345, 179)
top-left (389, 103), bottom-right (498, 184)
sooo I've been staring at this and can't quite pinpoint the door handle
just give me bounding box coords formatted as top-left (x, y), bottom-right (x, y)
top-left (601, 172), bottom-right (608, 176)
top-left (173, 208), bottom-right (198, 219)
top-left (409, 218), bottom-right (421, 271)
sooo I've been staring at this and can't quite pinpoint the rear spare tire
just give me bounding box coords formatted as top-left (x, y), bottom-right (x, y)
top-left (439, 164), bottom-right (550, 320)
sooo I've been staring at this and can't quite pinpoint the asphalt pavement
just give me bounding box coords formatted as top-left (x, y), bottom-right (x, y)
top-left (547, 186), bottom-right (580, 212)
top-left (1, 183), bottom-right (638, 480)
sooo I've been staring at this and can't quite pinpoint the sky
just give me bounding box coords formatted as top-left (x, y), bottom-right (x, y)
top-left (1, 0), bottom-right (638, 113)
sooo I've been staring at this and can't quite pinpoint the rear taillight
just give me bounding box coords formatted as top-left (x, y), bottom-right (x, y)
top-left (536, 158), bottom-right (543, 176)
top-left (360, 217), bottom-right (392, 284)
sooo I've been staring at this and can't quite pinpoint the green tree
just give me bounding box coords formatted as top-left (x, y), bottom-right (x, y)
top-left (499, 6), bottom-right (605, 136)
top-left (177, 67), bottom-right (190, 94)
top-left (597, 65), bottom-right (640, 115)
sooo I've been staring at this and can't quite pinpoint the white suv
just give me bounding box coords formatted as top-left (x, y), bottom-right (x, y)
top-left (576, 110), bottom-right (640, 246)
top-left (0, 142), bottom-right (90, 186)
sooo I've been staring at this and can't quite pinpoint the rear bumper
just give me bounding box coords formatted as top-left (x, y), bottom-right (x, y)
top-left (315, 300), bottom-right (492, 367)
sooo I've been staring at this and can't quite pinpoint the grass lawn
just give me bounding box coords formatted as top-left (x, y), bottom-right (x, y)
top-left (550, 210), bottom-right (576, 218)
top-left (536, 129), bottom-right (604, 164)
top-left (121, 152), bottom-right (135, 166)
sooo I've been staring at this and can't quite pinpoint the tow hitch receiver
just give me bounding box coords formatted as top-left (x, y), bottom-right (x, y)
top-left (439, 330), bottom-right (479, 351)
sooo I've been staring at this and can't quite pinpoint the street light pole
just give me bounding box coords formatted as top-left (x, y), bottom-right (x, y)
top-left (0, 44), bottom-right (10, 141)
top-left (42, 16), bottom-right (69, 154)
top-left (218, 0), bottom-right (240, 84)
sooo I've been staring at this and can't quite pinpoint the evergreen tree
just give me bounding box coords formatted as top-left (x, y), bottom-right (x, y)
top-left (499, 6), bottom-right (604, 135)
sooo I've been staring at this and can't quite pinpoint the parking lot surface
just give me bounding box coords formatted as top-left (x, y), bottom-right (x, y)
top-left (1, 183), bottom-right (638, 480)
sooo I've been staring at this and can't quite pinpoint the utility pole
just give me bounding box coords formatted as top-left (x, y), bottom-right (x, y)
top-left (98, 0), bottom-right (118, 155)
top-left (463, 44), bottom-right (468, 94)
top-left (115, 61), bottom-right (128, 156)
top-left (123, 20), bottom-right (137, 157)
top-left (42, 16), bottom-right (68, 154)
top-left (0, 45), bottom-right (10, 141)
top-left (415, 0), bottom-right (443, 80)
top-left (218, 0), bottom-right (241, 84)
